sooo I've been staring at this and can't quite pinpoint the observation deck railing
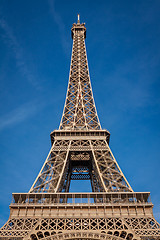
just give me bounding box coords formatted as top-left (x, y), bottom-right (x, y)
top-left (10, 192), bottom-right (152, 206)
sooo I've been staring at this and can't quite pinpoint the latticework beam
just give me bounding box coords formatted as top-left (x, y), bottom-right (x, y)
top-left (59, 21), bottom-right (101, 130)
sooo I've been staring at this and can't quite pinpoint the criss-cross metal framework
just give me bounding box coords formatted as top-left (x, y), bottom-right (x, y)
top-left (29, 18), bottom-right (132, 194)
top-left (59, 21), bottom-right (100, 131)
top-left (29, 132), bottom-right (133, 194)
top-left (0, 16), bottom-right (159, 240)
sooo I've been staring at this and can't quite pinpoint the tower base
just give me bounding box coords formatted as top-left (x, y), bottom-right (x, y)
top-left (0, 192), bottom-right (160, 240)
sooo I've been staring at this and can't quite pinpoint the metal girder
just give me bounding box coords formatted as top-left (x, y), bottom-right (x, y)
top-left (1, 214), bottom-right (160, 240)
top-left (29, 137), bottom-right (133, 193)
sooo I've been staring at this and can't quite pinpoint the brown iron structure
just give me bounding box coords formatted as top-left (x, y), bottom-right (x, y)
top-left (0, 15), bottom-right (160, 240)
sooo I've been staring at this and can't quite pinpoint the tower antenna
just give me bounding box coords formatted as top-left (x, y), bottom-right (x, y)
top-left (77, 13), bottom-right (80, 23)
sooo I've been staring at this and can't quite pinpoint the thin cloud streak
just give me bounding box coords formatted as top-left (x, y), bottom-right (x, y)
top-left (48, 0), bottom-right (70, 56)
top-left (0, 101), bottom-right (41, 131)
top-left (0, 18), bottom-right (40, 90)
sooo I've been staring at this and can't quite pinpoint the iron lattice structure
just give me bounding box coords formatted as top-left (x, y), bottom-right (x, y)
top-left (0, 16), bottom-right (160, 240)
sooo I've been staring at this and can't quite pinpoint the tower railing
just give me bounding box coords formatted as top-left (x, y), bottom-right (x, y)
top-left (11, 192), bottom-right (151, 206)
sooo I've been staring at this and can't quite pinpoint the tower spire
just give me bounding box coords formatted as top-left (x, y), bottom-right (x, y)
top-left (77, 13), bottom-right (80, 23)
top-left (59, 17), bottom-right (100, 130)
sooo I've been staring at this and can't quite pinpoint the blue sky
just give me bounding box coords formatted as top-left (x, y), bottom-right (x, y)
top-left (0, 0), bottom-right (160, 226)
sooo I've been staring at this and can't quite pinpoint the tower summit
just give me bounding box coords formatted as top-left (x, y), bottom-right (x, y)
top-left (0, 17), bottom-right (160, 240)
top-left (77, 14), bottom-right (80, 23)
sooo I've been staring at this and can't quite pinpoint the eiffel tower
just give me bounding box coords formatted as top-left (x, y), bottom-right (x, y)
top-left (0, 15), bottom-right (160, 240)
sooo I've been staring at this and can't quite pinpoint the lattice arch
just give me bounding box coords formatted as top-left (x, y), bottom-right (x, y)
top-left (29, 138), bottom-right (132, 193)
top-left (29, 231), bottom-right (139, 240)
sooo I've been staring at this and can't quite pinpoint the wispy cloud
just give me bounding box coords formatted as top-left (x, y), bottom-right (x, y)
top-left (48, 0), bottom-right (70, 55)
top-left (0, 18), bottom-right (41, 90)
top-left (0, 101), bottom-right (42, 132)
